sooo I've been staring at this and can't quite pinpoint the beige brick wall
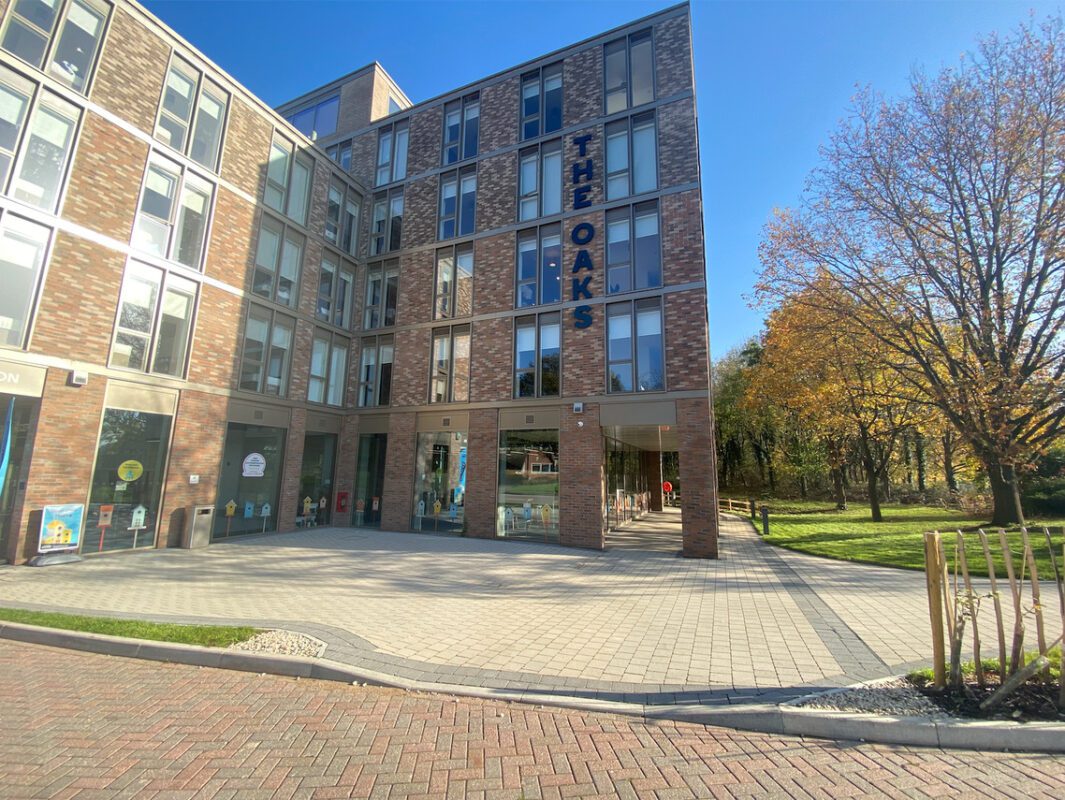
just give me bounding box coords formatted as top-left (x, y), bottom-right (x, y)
top-left (92, 6), bottom-right (168, 133)
top-left (64, 113), bottom-right (145, 241)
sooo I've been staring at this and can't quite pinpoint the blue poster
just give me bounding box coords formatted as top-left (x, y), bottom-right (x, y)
top-left (39, 504), bottom-right (84, 553)
top-left (0, 397), bottom-right (12, 502)
top-left (458, 447), bottom-right (467, 491)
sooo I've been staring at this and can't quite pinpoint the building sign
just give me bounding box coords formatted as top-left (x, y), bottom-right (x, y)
top-left (570, 133), bottom-right (596, 329)
top-left (0, 359), bottom-right (46, 398)
top-left (117, 460), bottom-right (143, 482)
top-left (39, 503), bottom-right (84, 553)
top-left (242, 452), bottom-right (266, 477)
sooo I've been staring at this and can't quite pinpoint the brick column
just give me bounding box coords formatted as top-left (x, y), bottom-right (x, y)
top-left (677, 397), bottom-right (719, 558)
top-left (559, 403), bottom-right (605, 549)
top-left (643, 450), bottom-right (664, 512)
top-left (381, 412), bottom-right (416, 531)
top-left (332, 414), bottom-right (360, 527)
top-left (464, 408), bottom-right (498, 539)
top-left (277, 408), bottom-right (306, 533)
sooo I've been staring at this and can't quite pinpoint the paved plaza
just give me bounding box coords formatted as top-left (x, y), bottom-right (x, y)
top-left (0, 512), bottom-right (986, 704)
top-left (3, 640), bottom-right (1064, 799)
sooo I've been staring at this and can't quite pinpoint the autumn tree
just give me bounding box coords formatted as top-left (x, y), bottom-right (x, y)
top-left (758, 16), bottom-right (1065, 526)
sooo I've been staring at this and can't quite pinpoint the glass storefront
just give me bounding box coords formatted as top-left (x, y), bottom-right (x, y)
top-left (605, 435), bottom-right (650, 529)
top-left (297, 432), bottom-right (336, 527)
top-left (214, 422), bottom-right (285, 538)
top-left (353, 432), bottom-right (386, 528)
top-left (497, 428), bottom-right (559, 543)
top-left (0, 395), bottom-right (38, 561)
top-left (412, 430), bottom-right (467, 533)
top-left (84, 408), bottom-right (172, 552)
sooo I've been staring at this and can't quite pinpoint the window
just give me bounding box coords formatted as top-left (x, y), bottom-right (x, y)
top-left (264, 134), bottom-right (312, 225)
top-left (520, 64), bottom-right (562, 140)
top-left (239, 305), bottom-right (294, 396)
top-left (438, 168), bottom-right (475, 239)
top-left (607, 298), bottom-right (663, 393)
top-left (375, 119), bottom-right (408, 185)
top-left (1, 0), bottom-right (109, 94)
top-left (357, 334), bottom-right (393, 407)
top-left (154, 55), bottom-right (228, 171)
top-left (433, 244), bottom-right (473, 320)
top-left (605, 113), bottom-right (656, 200)
top-left (514, 312), bottom-right (560, 398)
top-left (325, 139), bottom-right (352, 172)
top-left (388, 95), bottom-right (402, 115)
top-left (363, 259), bottom-right (398, 329)
top-left (441, 94), bottom-right (479, 165)
top-left (286, 95), bottom-right (339, 140)
top-left (516, 225), bottom-right (561, 307)
top-left (308, 330), bottom-right (349, 407)
top-left (370, 189), bottom-right (402, 255)
top-left (429, 325), bottom-right (471, 403)
top-left (109, 261), bottom-right (197, 377)
top-left (0, 211), bottom-right (51, 349)
top-left (606, 202), bottom-right (660, 294)
top-left (131, 154), bottom-right (213, 269)
top-left (518, 140), bottom-right (562, 221)
top-left (326, 177), bottom-right (360, 257)
top-left (252, 214), bottom-right (303, 308)
top-left (604, 29), bottom-right (654, 114)
top-left (0, 67), bottom-right (79, 212)
top-left (315, 254), bottom-right (354, 329)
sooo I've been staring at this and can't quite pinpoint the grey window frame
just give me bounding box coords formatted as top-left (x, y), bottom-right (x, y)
top-left (605, 112), bottom-right (657, 200)
top-left (370, 187), bottom-right (402, 255)
top-left (375, 118), bottom-right (408, 186)
top-left (605, 201), bottom-right (660, 295)
top-left (131, 151), bottom-right (215, 270)
top-left (363, 258), bottom-right (399, 330)
top-left (604, 28), bottom-right (655, 115)
top-left (429, 323), bottom-right (471, 404)
top-left (286, 95), bottom-right (339, 141)
top-left (518, 139), bottom-right (562, 222)
top-left (325, 138), bottom-right (352, 172)
top-left (515, 223), bottom-right (562, 308)
top-left (315, 252), bottom-right (355, 330)
top-left (520, 63), bottom-right (562, 141)
top-left (326, 176), bottom-right (361, 257)
top-left (433, 243), bottom-right (474, 320)
top-left (308, 328), bottom-right (349, 408)
top-left (357, 333), bottom-right (394, 408)
top-left (238, 304), bottom-right (296, 397)
top-left (0, 209), bottom-right (53, 350)
top-left (264, 133), bottom-right (313, 226)
top-left (606, 296), bottom-right (664, 394)
top-left (441, 93), bottom-right (479, 166)
top-left (438, 167), bottom-right (476, 241)
top-left (252, 212), bottom-right (304, 309)
top-left (153, 52), bottom-right (229, 172)
top-left (513, 311), bottom-right (561, 399)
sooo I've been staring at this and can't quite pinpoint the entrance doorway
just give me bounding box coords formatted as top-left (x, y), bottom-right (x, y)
top-left (353, 432), bottom-right (386, 527)
top-left (298, 432), bottom-right (336, 527)
top-left (214, 422), bottom-right (286, 538)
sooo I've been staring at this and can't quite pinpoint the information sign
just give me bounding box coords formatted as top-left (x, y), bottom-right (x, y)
top-left (39, 504), bottom-right (84, 553)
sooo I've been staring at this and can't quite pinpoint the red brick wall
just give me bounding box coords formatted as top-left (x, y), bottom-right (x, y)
top-left (92, 6), bottom-right (168, 133)
top-left (655, 14), bottom-right (694, 100)
top-left (470, 317), bottom-right (511, 403)
top-left (473, 232), bottom-right (515, 315)
top-left (381, 412), bottom-right (415, 530)
top-left (464, 408), bottom-right (498, 538)
top-left (407, 105), bottom-right (442, 177)
top-left (664, 291), bottom-right (710, 393)
top-left (657, 98), bottom-right (699, 190)
top-left (186, 285), bottom-right (243, 390)
top-left (219, 98), bottom-right (274, 199)
top-left (333, 414), bottom-right (360, 526)
top-left (480, 76), bottom-right (519, 154)
top-left (559, 403), bottom-right (605, 549)
top-left (390, 328), bottom-right (429, 408)
top-left (64, 114), bottom-right (144, 240)
top-left (475, 149), bottom-right (516, 232)
top-left (564, 47), bottom-right (601, 127)
top-left (676, 396), bottom-right (718, 558)
top-left (278, 407), bottom-right (306, 532)
top-left (396, 250), bottom-right (433, 326)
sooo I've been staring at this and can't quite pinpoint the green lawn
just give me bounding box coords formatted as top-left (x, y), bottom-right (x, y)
top-left (761, 504), bottom-right (1065, 578)
top-left (0, 607), bottom-right (259, 648)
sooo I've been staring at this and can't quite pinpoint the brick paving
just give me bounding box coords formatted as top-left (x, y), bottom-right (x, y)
top-left (2, 640), bottom-right (1064, 800)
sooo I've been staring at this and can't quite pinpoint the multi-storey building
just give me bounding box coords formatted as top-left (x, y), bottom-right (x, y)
top-left (0, 0), bottom-right (719, 564)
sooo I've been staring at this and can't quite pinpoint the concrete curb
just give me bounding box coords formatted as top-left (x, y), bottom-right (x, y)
top-left (2, 621), bottom-right (1063, 753)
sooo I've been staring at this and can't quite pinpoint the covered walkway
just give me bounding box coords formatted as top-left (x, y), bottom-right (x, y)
top-left (606, 506), bottom-right (684, 553)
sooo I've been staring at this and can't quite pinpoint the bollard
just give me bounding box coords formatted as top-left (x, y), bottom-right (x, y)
top-left (760, 504), bottom-right (769, 536)
top-left (749, 498), bottom-right (757, 520)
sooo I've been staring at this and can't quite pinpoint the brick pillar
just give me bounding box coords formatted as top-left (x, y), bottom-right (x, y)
top-left (677, 397), bottom-right (719, 558)
top-left (333, 414), bottom-right (360, 527)
top-left (644, 450), bottom-right (663, 512)
top-left (559, 403), bottom-right (605, 549)
top-left (277, 408), bottom-right (306, 533)
top-left (464, 408), bottom-right (498, 538)
top-left (381, 412), bottom-right (416, 532)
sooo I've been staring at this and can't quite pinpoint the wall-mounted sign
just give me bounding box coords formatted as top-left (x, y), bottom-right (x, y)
top-left (39, 504), bottom-right (84, 553)
top-left (570, 133), bottom-right (597, 329)
top-left (242, 452), bottom-right (266, 477)
top-left (117, 460), bottom-right (143, 482)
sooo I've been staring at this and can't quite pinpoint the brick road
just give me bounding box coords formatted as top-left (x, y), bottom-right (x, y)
top-left (3, 641), bottom-right (1064, 799)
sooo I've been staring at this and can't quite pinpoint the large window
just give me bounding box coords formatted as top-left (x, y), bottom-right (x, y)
top-left (154, 54), bottom-right (228, 172)
top-left (521, 64), bottom-right (562, 141)
top-left (252, 214), bottom-right (303, 308)
top-left (1, 0), bottom-right (110, 95)
top-left (605, 113), bottom-right (656, 200)
top-left (370, 189), bottom-right (402, 255)
top-left (325, 177), bottom-right (360, 257)
top-left (315, 254), bottom-right (354, 330)
top-left (606, 202), bottom-right (660, 294)
top-left (433, 244), bottom-right (473, 320)
top-left (214, 422), bottom-right (286, 537)
top-left (497, 429), bottom-right (559, 542)
top-left (357, 334), bottom-right (393, 408)
top-left (286, 95), bottom-right (339, 141)
top-left (363, 259), bottom-right (398, 329)
top-left (0, 211), bottom-right (51, 349)
top-left (264, 134), bottom-right (312, 226)
top-left (239, 305), bottom-right (295, 396)
top-left (0, 66), bottom-right (79, 212)
top-left (441, 94), bottom-right (479, 165)
top-left (429, 325), bottom-right (471, 404)
top-left (514, 312), bottom-right (560, 398)
top-left (438, 168), bottom-right (475, 240)
top-left (110, 261), bottom-right (197, 377)
top-left (375, 119), bottom-right (408, 186)
top-left (516, 225), bottom-right (561, 307)
top-left (604, 29), bottom-right (654, 114)
top-left (518, 140), bottom-right (562, 221)
top-left (131, 154), bottom-right (213, 269)
top-left (412, 430), bottom-right (467, 533)
top-left (607, 298), bottom-right (664, 393)
top-left (308, 330), bottom-right (348, 407)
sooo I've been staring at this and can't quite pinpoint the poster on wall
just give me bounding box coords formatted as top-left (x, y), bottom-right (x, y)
top-left (242, 452), bottom-right (266, 477)
top-left (39, 504), bottom-right (85, 553)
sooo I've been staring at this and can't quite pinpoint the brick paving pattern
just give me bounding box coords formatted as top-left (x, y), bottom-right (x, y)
top-left (3, 640), bottom-right (1064, 799)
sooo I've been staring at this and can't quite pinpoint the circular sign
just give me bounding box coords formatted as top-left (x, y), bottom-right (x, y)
top-left (118, 460), bottom-right (144, 482)
top-left (662, 481), bottom-right (673, 493)
top-left (242, 452), bottom-right (266, 477)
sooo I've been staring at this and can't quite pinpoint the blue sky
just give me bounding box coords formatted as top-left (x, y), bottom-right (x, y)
top-left (144, 0), bottom-right (1059, 359)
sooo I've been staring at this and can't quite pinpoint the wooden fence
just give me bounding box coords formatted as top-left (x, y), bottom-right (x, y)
top-left (718, 497), bottom-right (754, 516)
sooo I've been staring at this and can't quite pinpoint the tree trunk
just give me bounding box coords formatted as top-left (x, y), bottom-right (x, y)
top-left (916, 433), bottom-right (927, 492)
top-left (866, 457), bottom-right (882, 522)
top-left (831, 467), bottom-right (848, 510)
top-left (768, 461), bottom-right (777, 495)
top-left (799, 474), bottom-right (808, 499)
top-left (880, 469), bottom-right (891, 502)
top-left (943, 432), bottom-right (958, 494)
top-left (904, 437), bottom-right (913, 487)
top-left (987, 462), bottom-right (1025, 527)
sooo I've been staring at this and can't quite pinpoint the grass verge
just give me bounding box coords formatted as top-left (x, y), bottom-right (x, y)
top-left (0, 607), bottom-right (260, 648)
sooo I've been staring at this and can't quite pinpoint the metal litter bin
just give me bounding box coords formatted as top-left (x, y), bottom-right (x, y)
top-left (182, 505), bottom-right (214, 548)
